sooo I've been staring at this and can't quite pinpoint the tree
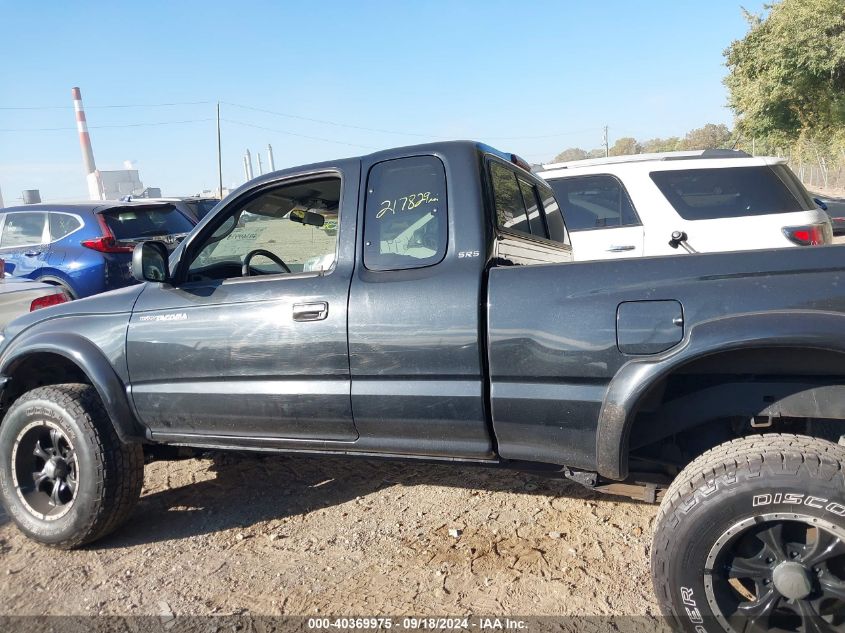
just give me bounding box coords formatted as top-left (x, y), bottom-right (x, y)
top-left (609, 137), bottom-right (641, 156)
top-left (724, 0), bottom-right (845, 144)
top-left (641, 137), bottom-right (681, 153)
top-left (679, 124), bottom-right (732, 150)
top-left (587, 149), bottom-right (606, 159)
top-left (553, 147), bottom-right (588, 162)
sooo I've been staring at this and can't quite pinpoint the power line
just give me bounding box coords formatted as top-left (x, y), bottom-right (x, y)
top-left (0, 118), bottom-right (215, 132)
top-left (0, 100), bottom-right (212, 111)
top-left (222, 119), bottom-right (379, 150)
top-left (0, 98), bottom-right (601, 141)
top-left (223, 101), bottom-right (600, 141)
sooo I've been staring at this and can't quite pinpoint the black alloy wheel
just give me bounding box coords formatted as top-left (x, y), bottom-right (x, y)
top-left (12, 421), bottom-right (79, 519)
top-left (706, 515), bottom-right (845, 631)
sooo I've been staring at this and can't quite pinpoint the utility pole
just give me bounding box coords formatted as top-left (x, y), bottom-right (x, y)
top-left (603, 125), bottom-right (609, 157)
top-left (216, 102), bottom-right (223, 198)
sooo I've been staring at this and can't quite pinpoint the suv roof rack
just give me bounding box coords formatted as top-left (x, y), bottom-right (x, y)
top-left (664, 149), bottom-right (751, 161)
top-left (540, 149), bottom-right (752, 171)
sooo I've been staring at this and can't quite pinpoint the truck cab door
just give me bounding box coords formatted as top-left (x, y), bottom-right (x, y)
top-left (126, 167), bottom-right (358, 442)
top-left (347, 153), bottom-right (494, 459)
top-left (0, 211), bottom-right (51, 278)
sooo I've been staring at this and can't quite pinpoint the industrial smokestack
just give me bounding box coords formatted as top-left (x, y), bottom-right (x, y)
top-left (242, 155), bottom-right (250, 182)
top-left (256, 153), bottom-right (263, 176)
top-left (22, 190), bottom-right (42, 205)
top-left (71, 87), bottom-right (96, 175)
top-left (245, 149), bottom-right (254, 180)
top-left (267, 144), bottom-right (275, 172)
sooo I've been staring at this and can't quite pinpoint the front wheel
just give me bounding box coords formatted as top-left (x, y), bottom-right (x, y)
top-left (652, 434), bottom-right (845, 632)
top-left (0, 384), bottom-right (144, 548)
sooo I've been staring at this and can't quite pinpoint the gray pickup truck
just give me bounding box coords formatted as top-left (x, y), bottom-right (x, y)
top-left (1, 141), bottom-right (845, 631)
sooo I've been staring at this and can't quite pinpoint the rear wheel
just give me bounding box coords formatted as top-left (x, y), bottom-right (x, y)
top-left (652, 434), bottom-right (845, 632)
top-left (0, 384), bottom-right (143, 548)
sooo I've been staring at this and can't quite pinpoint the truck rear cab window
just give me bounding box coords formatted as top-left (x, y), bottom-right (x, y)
top-left (649, 166), bottom-right (812, 220)
top-left (549, 175), bottom-right (640, 232)
top-left (518, 178), bottom-right (547, 238)
top-left (490, 162), bottom-right (532, 236)
top-left (363, 156), bottom-right (448, 271)
top-left (490, 161), bottom-right (569, 245)
top-left (538, 186), bottom-right (570, 245)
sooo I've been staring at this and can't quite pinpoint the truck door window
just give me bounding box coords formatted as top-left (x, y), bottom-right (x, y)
top-left (187, 176), bottom-right (340, 282)
top-left (363, 156), bottom-right (448, 271)
top-left (548, 175), bottom-right (640, 232)
top-left (490, 162), bottom-right (531, 236)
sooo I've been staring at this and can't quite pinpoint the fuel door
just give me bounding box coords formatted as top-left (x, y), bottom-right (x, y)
top-left (617, 300), bottom-right (684, 355)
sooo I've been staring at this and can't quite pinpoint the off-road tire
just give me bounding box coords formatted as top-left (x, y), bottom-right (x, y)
top-left (0, 383), bottom-right (143, 548)
top-left (652, 433), bottom-right (845, 632)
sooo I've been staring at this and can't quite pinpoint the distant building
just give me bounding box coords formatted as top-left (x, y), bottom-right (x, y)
top-left (87, 169), bottom-right (146, 200)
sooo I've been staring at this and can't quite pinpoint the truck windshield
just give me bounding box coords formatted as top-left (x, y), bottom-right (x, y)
top-left (649, 166), bottom-right (813, 220)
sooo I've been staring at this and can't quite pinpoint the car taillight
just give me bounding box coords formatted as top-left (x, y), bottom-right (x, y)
top-left (30, 292), bottom-right (69, 312)
top-left (81, 215), bottom-right (134, 253)
top-left (782, 222), bottom-right (831, 246)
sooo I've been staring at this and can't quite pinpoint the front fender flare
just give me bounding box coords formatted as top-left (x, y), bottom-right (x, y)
top-left (596, 311), bottom-right (845, 480)
top-left (0, 332), bottom-right (143, 443)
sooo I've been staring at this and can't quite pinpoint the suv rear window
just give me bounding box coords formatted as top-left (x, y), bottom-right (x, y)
top-left (101, 205), bottom-right (194, 240)
top-left (184, 199), bottom-right (220, 220)
top-left (650, 166), bottom-right (813, 220)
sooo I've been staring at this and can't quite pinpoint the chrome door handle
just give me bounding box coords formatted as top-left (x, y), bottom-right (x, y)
top-left (293, 302), bottom-right (328, 322)
top-left (606, 245), bottom-right (635, 252)
top-left (24, 250), bottom-right (42, 257)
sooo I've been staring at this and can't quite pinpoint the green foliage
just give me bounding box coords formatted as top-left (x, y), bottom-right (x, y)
top-left (641, 137), bottom-right (681, 153)
top-left (679, 124), bottom-right (732, 150)
top-left (609, 137), bottom-right (641, 156)
top-left (553, 148), bottom-right (589, 162)
top-left (724, 0), bottom-right (845, 143)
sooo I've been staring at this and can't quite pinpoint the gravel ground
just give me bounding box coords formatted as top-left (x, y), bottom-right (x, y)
top-left (0, 452), bottom-right (665, 622)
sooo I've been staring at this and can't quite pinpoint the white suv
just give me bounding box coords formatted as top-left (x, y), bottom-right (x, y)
top-left (537, 150), bottom-right (832, 260)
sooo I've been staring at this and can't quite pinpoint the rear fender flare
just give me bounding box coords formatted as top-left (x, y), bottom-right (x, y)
top-left (0, 332), bottom-right (142, 443)
top-left (596, 311), bottom-right (845, 480)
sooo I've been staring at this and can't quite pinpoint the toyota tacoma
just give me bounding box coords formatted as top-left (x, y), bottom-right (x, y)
top-left (1, 141), bottom-right (845, 631)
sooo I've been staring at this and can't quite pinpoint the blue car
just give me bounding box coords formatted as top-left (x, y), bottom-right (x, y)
top-left (0, 201), bottom-right (195, 298)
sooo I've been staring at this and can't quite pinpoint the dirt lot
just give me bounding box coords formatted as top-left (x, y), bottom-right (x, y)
top-left (0, 452), bottom-right (665, 623)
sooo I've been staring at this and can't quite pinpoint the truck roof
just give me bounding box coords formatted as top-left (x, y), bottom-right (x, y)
top-left (363, 140), bottom-right (520, 165)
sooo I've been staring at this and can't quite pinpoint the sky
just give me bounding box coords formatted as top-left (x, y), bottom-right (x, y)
top-left (0, 0), bottom-right (766, 204)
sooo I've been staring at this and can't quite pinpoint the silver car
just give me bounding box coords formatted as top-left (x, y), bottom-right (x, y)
top-left (0, 277), bottom-right (70, 329)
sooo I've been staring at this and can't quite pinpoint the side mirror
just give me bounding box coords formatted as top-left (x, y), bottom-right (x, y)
top-left (814, 197), bottom-right (829, 212)
top-left (289, 209), bottom-right (325, 227)
top-left (132, 241), bottom-right (170, 283)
